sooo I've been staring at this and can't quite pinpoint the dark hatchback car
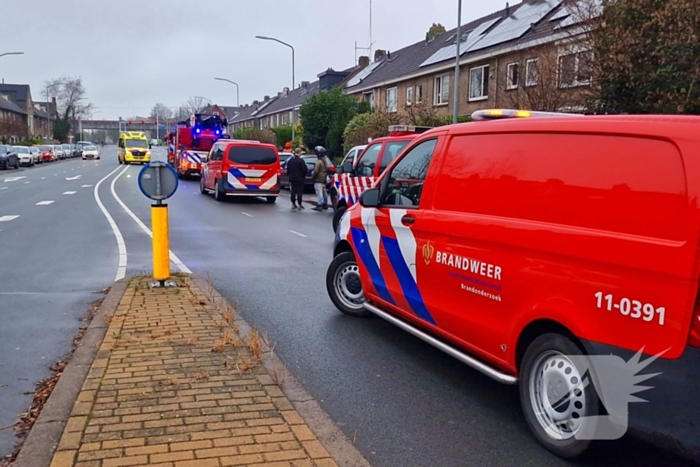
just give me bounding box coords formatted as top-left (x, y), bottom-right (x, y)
top-left (0, 145), bottom-right (20, 169)
top-left (280, 155), bottom-right (335, 191)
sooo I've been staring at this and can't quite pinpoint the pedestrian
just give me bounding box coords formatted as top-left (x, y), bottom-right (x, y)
top-left (287, 147), bottom-right (308, 210)
top-left (311, 146), bottom-right (329, 211)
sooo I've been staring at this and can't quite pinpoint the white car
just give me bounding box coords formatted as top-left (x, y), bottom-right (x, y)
top-left (82, 145), bottom-right (100, 160)
top-left (29, 146), bottom-right (41, 164)
top-left (13, 146), bottom-right (35, 166)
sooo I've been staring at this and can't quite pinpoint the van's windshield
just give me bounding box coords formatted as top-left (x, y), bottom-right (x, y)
top-left (125, 139), bottom-right (148, 148)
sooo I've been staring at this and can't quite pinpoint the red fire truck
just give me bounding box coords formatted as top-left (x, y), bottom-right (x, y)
top-left (166, 113), bottom-right (229, 178)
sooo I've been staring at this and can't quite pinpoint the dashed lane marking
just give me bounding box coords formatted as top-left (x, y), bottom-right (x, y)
top-left (241, 212), bottom-right (253, 217)
top-left (0, 215), bottom-right (19, 222)
top-left (41, 177), bottom-right (46, 180)
top-left (0, 187), bottom-right (7, 190)
top-left (63, 191), bottom-right (77, 195)
top-left (66, 175), bottom-right (82, 180)
top-left (36, 201), bottom-right (54, 205)
top-left (289, 230), bottom-right (308, 238)
top-left (24, 181), bottom-right (30, 184)
top-left (81, 185), bottom-right (93, 188)
top-left (3, 176), bottom-right (25, 182)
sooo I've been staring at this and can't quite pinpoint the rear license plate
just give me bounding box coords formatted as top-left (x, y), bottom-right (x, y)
top-left (245, 178), bottom-right (262, 182)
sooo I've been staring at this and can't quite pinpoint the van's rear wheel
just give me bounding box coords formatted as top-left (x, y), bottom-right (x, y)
top-left (199, 177), bottom-right (207, 195)
top-left (266, 196), bottom-right (277, 204)
top-left (326, 251), bottom-right (370, 317)
top-left (520, 333), bottom-right (599, 459)
top-left (214, 179), bottom-right (226, 202)
top-left (332, 206), bottom-right (347, 233)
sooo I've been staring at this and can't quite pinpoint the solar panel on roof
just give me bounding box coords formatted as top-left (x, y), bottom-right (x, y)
top-left (549, 6), bottom-right (570, 21)
top-left (553, 0), bottom-right (602, 29)
top-left (467, 0), bottom-right (562, 53)
top-left (346, 60), bottom-right (383, 87)
top-left (419, 17), bottom-right (500, 68)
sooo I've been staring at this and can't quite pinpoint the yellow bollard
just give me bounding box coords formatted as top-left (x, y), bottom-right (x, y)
top-left (151, 204), bottom-right (170, 281)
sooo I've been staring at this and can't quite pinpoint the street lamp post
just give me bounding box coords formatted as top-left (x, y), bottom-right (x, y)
top-left (453, 0), bottom-right (462, 124)
top-left (214, 78), bottom-right (240, 107)
top-left (256, 36), bottom-right (296, 142)
top-left (0, 52), bottom-right (24, 58)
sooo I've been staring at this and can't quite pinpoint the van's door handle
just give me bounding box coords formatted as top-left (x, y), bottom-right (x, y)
top-left (401, 215), bottom-right (415, 225)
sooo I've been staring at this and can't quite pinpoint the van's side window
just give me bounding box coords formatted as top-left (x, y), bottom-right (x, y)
top-left (211, 145), bottom-right (223, 161)
top-left (356, 143), bottom-right (382, 176)
top-left (381, 139), bottom-right (437, 207)
top-left (379, 141), bottom-right (411, 172)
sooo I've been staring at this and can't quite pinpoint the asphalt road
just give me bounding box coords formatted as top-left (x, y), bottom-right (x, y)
top-left (1, 146), bottom-right (696, 466)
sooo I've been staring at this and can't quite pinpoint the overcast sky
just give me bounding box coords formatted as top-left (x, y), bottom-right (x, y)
top-left (2, 0), bottom-right (502, 120)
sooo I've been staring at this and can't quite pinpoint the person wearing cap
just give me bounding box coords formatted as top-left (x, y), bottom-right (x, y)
top-left (311, 146), bottom-right (329, 211)
top-left (287, 147), bottom-right (308, 210)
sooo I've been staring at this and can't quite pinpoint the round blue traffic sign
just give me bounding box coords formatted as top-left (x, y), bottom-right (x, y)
top-left (137, 161), bottom-right (179, 201)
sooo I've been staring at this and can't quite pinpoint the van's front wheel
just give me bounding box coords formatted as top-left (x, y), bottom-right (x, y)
top-left (326, 251), bottom-right (370, 317)
top-left (214, 179), bottom-right (226, 202)
top-left (520, 333), bottom-right (599, 459)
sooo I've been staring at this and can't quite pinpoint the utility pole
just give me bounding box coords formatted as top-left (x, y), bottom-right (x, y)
top-left (453, 0), bottom-right (462, 124)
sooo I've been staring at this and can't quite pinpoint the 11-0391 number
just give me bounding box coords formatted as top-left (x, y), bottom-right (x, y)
top-left (594, 292), bottom-right (665, 325)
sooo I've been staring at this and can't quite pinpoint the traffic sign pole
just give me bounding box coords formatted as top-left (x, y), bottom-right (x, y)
top-left (137, 161), bottom-right (179, 287)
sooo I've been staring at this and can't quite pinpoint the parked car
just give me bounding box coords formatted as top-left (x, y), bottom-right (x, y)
top-left (61, 144), bottom-right (73, 158)
top-left (37, 144), bottom-right (56, 162)
top-left (13, 146), bottom-right (34, 166)
top-left (29, 146), bottom-right (41, 164)
top-left (0, 145), bottom-right (20, 169)
top-left (54, 146), bottom-right (65, 160)
top-left (338, 145), bottom-right (367, 171)
top-left (278, 152), bottom-right (294, 167)
top-left (280, 155), bottom-right (335, 192)
top-left (81, 145), bottom-right (100, 160)
top-left (327, 108), bottom-right (700, 461)
top-left (75, 141), bottom-right (91, 158)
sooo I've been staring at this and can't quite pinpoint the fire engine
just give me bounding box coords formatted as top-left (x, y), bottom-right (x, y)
top-left (166, 113), bottom-right (229, 178)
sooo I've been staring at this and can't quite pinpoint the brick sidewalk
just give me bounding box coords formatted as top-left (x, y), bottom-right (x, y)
top-left (49, 276), bottom-right (338, 467)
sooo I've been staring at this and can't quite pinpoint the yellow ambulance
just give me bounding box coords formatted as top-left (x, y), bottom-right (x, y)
top-left (118, 131), bottom-right (151, 164)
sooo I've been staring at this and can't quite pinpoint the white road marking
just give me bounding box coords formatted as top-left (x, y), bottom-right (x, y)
top-left (289, 230), bottom-right (308, 238)
top-left (66, 175), bottom-right (82, 180)
top-left (41, 177), bottom-right (46, 180)
top-left (0, 215), bottom-right (19, 222)
top-left (36, 201), bottom-right (54, 205)
top-left (24, 181), bottom-right (30, 184)
top-left (81, 184), bottom-right (93, 188)
top-left (110, 166), bottom-right (192, 274)
top-left (63, 171), bottom-right (66, 173)
top-left (94, 166), bottom-right (127, 281)
top-left (241, 212), bottom-right (253, 217)
top-left (63, 191), bottom-right (77, 195)
top-left (3, 176), bottom-right (25, 182)
top-left (0, 187), bottom-right (7, 190)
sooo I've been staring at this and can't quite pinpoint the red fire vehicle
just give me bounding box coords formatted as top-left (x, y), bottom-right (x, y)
top-left (166, 113), bottom-right (229, 178)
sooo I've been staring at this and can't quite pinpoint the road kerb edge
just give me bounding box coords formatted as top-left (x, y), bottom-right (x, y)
top-left (189, 274), bottom-right (372, 467)
top-left (12, 279), bottom-right (129, 467)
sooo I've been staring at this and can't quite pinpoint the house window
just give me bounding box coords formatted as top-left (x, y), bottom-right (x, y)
top-left (386, 87), bottom-right (398, 112)
top-left (406, 86), bottom-right (414, 106)
top-left (416, 85), bottom-right (423, 104)
top-left (469, 65), bottom-right (489, 101)
top-left (525, 58), bottom-right (539, 87)
top-left (559, 51), bottom-right (594, 87)
top-left (507, 63), bottom-right (519, 90)
top-left (434, 75), bottom-right (450, 105)
top-left (363, 92), bottom-right (375, 110)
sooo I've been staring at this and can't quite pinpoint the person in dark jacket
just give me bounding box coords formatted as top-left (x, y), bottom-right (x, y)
top-left (287, 148), bottom-right (308, 210)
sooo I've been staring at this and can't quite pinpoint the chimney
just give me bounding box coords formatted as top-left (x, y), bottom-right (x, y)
top-left (253, 100), bottom-right (259, 107)
top-left (264, 95), bottom-right (270, 101)
top-left (387, 51), bottom-right (391, 60)
top-left (283, 87), bottom-right (290, 96)
top-left (278, 91), bottom-right (283, 97)
top-left (358, 56), bottom-right (370, 68)
top-left (505, 2), bottom-right (510, 16)
top-left (374, 49), bottom-right (387, 61)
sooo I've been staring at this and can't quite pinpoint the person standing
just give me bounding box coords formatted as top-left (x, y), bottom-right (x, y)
top-left (287, 147), bottom-right (308, 210)
top-left (312, 146), bottom-right (329, 211)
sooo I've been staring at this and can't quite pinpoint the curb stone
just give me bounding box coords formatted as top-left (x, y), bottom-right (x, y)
top-left (190, 274), bottom-right (372, 467)
top-left (12, 279), bottom-right (128, 467)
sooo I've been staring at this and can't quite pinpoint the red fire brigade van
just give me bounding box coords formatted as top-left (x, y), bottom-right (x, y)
top-left (200, 139), bottom-right (281, 203)
top-left (327, 109), bottom-right (700, 461)
top-left (330, 126), bottom-right (430, 232)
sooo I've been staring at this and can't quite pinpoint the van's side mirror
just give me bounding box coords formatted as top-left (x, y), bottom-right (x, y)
top-left (336, 165), bottom-right (344, 174)
top-left (359, 187), bottom-right (380, 208)
top-left (342, 160), bottom-right (353, 174)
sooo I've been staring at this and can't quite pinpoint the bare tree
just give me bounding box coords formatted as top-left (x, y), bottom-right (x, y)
top-left (149, 103), bottom-right (173, 121)
top-left (403, 100), bottom-right (439, 125)
top-left (181, 96), bottom-right (208, 116)
top-left (42, 77), bottom-right (93, 122)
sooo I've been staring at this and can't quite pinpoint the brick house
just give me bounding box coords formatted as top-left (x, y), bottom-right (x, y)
top-left (344, 0), bottom-right (594, 121)
top-left (255, 61), bottom-right (370, 130)
top-left (0, 95), bottom-right (27, 143)
top-left (228, 95), bottom-right (277, 132)
top-left (0, 84), bottom-right (36, 136)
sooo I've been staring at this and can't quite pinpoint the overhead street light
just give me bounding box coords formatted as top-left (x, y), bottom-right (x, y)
top-left (214, 78), bottom-right (240, 107)
top-left (0, 52), bottom-right (24, 58)
top-left (256, 35), bottom-right (296, 141)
